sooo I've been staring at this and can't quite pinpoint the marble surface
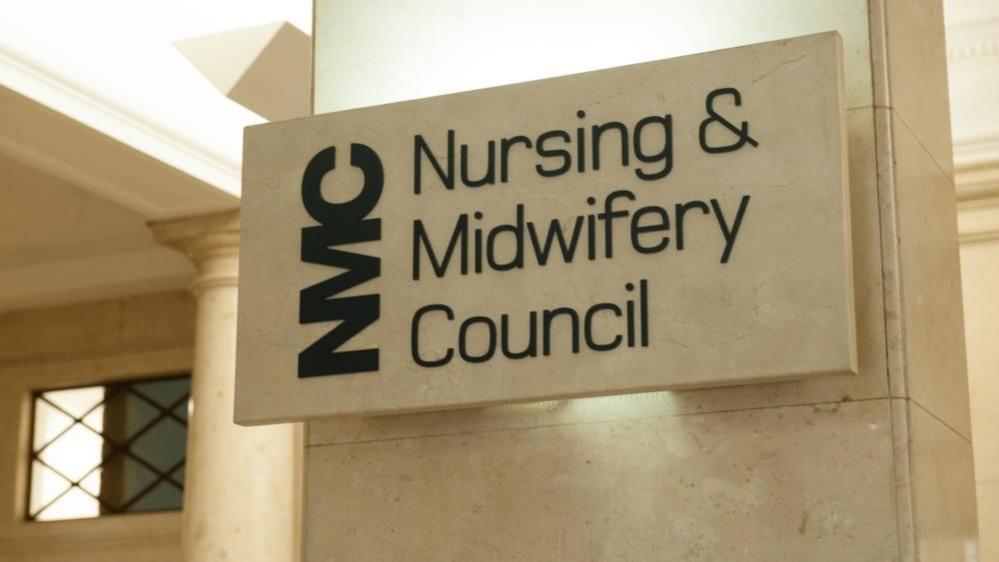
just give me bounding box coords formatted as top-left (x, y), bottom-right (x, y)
top-left (238, 32), bottom-right (857, 423)
top-left (883, 0), bottom-right (955, 178)
top-left (152, 212), bottom-right (301, 562)
top-left (867, 0), bottom-right (974, 442)
top-left (304, 399), bottom-right (899, 562)
top-left (891, 113), bottom-right (972, 440)
top-left (298, 2), bottom-right (978, 562)
top-left (905, 400), bottom-right (979, 561)
top-left (306, 102), bottom-right (888, 448)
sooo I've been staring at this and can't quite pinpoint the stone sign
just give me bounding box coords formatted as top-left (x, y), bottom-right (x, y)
top-left (236, 32), bottom-right (855, 424)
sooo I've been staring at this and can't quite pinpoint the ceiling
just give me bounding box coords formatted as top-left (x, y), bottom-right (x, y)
top-left (0, 0), bottom-right (995, 313)
top-left (0, 147), bottom-right (193, 309)
top-left (0, 151), bottom-right (155, 267)
top-left (0, 0), bottom-right (310, 195)
top-left (0, 0), bottom-right (309, 311)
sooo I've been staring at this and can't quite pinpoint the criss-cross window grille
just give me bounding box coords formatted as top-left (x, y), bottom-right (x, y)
top-left (27, 375), bottom-right (190, 521)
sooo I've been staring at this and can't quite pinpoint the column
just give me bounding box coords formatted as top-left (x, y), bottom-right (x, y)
top-left (150, 210), bottom-right (300, 562)
top-left (298, 1), bottom-right (978, 561)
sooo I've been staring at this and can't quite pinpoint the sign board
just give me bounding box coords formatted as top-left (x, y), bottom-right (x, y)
top-left (235, 32), bottom-right (855, 424)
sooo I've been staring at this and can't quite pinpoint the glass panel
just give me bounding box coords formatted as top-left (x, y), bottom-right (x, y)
top-left (117, 456), bottom-right (159, 509)
top-left (31, 399), bottom-right (73, 451)
top-left (28, 374), bottom-right (190, 521)
top-left (131, 418), bottom-right (186, 473)
top-left (171, 464), bottom-right (186, 486)
top-left (172, 399), bottom-right (190, 423)
top-left (81, 405), bottom-right (105, 434)
top-left (132, 378), bottom-right (189, 408)
top-left (42, 386), bottom-right (104, 419)
top-left (35, 486), bottom-right (99, 522)
top-left (79, 468), bottom-right (102, 497)
top-left (28, 461), bottom-right (70, 517)
top-left (102, 389), bottom-right (160, 442)
top-left (126, 480), bottom-right (183, 513)
top-left (36, 423), bottom-right (103, 481)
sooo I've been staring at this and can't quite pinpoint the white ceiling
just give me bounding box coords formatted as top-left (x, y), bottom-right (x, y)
top-left (0, 0), bottom-right (309, 311)
top-left (0, 0), bottom-right (311, 197)
top-left (0, 0), bottom-right (995, 313)
top-left (0, 151), bottom-right (155, 266)
top-left (0, 148), bottom-right (194, 310)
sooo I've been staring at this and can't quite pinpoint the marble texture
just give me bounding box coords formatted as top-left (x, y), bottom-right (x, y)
top-left (905, 400), bottom-right (979, 561)
top-left (889, 0), bottom-right (973, 439)
top-left (307, 105), bottom-right (888, 448)
top-left (882, 0), bottom-right (955, 178)
top-left (299, 1), bottom-right (978, 561)
top-left (889, 113), bottom-right (972, 440)
top-left (306, 399), bottom-right (898, 562)
top-left (303, 0), bottom-right (892, 429)
top-left (151, 211), bottom-right (301, 562)
top-left (870, 0), bottom-right (973, 442)
top-left (239, 32), bottom-right (857, 423)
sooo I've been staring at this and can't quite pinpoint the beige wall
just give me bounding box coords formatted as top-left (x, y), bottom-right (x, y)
top-left (950, 7), bottom-right (999, 550)
top-left (961, 227), bottom-right (999, 562)
top-left (302, 0), bottom-right (977, 560)
top-left (0, 291), bottom-right (194, 562)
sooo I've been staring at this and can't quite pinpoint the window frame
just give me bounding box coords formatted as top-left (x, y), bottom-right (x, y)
top-left (0, 349), bottom-right (191, 555)
top-left (25, 373), bottom-right (191, 522)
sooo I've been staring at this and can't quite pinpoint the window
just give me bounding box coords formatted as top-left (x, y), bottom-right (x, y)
top-left (27, 375), bottom-right (190, 521)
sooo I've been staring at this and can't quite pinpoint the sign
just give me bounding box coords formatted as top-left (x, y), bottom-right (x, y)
top-left (235, 32), bottom-right (856, 424)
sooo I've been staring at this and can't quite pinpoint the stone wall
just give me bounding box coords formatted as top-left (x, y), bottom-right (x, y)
top-left (0, 291), bottom-right (194, 562)
top-left (302, 1), bottom-right (979, 560)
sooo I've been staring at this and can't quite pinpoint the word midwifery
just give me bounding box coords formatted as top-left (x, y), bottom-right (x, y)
top-left (236, 32), bottom-right (857, 423)
top-left (309, 97), bottom-right (755, 373)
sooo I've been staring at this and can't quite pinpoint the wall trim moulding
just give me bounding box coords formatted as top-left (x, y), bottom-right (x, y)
top-left (0, 44), bottom-right (241, 196)
top-left (955, 135), bottom-right (999, 204)
top-left (0, 246), bottom-right (192, 313)
top-left (947, 36), bottom-right (999, 61)
top-left (947, 16), bottom-right (999, 61)
top-left (0, 77), bottom-right (237, 220)
top-left (958, 197), bottom-right (999, 244)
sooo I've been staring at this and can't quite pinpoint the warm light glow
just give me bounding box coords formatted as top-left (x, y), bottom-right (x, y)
top-left (31, 387), bottom-right (105, 521)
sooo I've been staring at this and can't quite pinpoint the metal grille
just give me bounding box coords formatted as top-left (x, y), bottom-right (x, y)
top-left (27, 375), bottom-right (190, 521)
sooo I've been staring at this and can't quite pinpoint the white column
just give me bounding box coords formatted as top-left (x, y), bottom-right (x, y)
top-left (151, 210), bottom-right (300, 562)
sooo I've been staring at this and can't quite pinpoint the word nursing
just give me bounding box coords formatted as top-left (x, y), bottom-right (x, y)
top-left (298, 89), bottom-right (759, 376)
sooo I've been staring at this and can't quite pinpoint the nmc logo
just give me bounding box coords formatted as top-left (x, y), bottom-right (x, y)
top-left (297, 143), bottom-right (383, 378)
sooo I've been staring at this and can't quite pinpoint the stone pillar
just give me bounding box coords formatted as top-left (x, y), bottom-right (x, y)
top-left (301, 1), bottom-right (978, 560)
top-left (151, 210), bottom-right (300, 562)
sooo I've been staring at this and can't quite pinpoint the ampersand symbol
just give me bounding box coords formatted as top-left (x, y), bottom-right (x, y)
top-left (699, 87), bottom-right (759, 154)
